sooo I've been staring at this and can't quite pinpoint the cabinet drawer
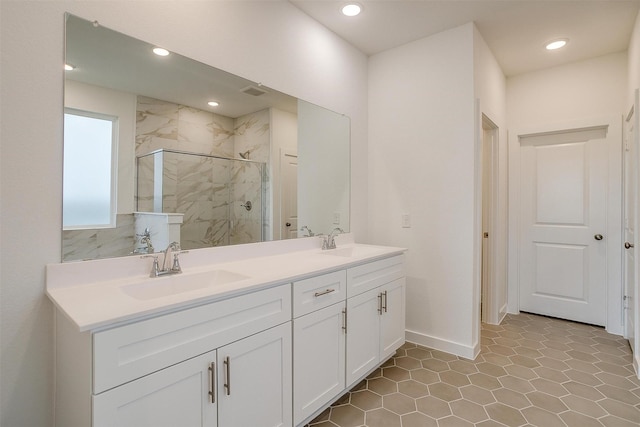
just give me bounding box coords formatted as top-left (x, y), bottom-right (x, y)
top-left (293, 270), bottom-right (347, 318)
top-left (347, 255), bottom-right (404, 297)
top-left (93, 283), bottom-right (291, 394)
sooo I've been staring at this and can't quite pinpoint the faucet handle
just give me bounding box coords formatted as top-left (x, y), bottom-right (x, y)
top-left (141, 254), bottom-right (160, 277)
top-left (318, 235), bottom-right (329, 250)
top-left (171, 250), bottom-right (189, 272)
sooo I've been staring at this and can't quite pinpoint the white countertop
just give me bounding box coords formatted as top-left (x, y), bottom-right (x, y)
top-left (46, 236), bottom-right (406, 332)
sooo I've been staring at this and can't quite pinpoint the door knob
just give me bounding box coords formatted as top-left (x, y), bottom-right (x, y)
top-left (625, 242), bottom-right (634, 249)
top-left (594, 234), bottom-right (604, 241)
top-left (285, 222), bottom-right (291, 227)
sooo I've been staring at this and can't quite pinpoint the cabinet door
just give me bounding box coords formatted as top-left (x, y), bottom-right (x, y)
top-left (93, 350), bottom-right (217, 427)
top-left (293, 302), bottom-right (346, 424)
top-left (217, 322), bottom-right (292, 427)
top-left (380, 278), bottom-right (406, 360)
top-left (346, 288), bottom-right (381, 386)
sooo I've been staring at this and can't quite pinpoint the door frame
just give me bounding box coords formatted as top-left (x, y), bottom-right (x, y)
top-left (507, 116), bottom-right (623, 334)
top-left (624, 89), bottom-right (640, 375)
top-left (481, 114), bottom-right (500, 325)
top-left (277, 148), bottom-right (298, 240)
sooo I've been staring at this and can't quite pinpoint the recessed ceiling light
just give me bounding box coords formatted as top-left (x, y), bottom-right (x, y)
top-left (207, 101), bottom-right (220, 107)
top-left (64, 63), bottom-right (75, 71)
top-left (545, 39), bottom-right (568, 50)
top-left (152, 47), bottom-right (170, 56)
top-left (342, 3), bottom-right (362, 17)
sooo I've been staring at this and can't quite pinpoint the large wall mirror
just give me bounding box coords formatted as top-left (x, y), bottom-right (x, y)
top-left (63, 14), bottom-right (350, 262)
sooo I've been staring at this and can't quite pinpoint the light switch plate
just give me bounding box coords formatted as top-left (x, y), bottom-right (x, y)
top-left (401, 214), bottom-right (411, 228)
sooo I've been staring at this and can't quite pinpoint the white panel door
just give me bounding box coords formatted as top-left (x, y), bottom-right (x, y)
top-left (346, 288), bottom-right (381, 386)
top-left (519, 127), bottom-right (609, 325)
top-left (217, 323), bottom-right (292, 427)
top-left (293, 302), bottom-right (346, 424)
top-left (281, 150), bottom-right (298, 239)
top-left (380, 278), bottom-right (406, 360)
top-left (93, 350), bottom-right (217, 427)
top-left (624, 90), bottom-right (639, 354)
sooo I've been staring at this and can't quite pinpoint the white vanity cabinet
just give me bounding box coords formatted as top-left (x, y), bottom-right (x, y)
top-left (345, 256), bottom-right (406, 387)
top-left (56, 283), bottom-right (292, 427)
top-left (292, 271), bottom-right (347, 424)
top-left (293, 256), bottom-right (405, 426)
top-left (94, 323), bottom-right (292, 427)
top-left (51, 244), bottom-right (406, 427)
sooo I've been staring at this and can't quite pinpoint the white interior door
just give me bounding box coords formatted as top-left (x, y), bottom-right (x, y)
top-left (519, 126), bottom-right (609, 326)
top-left (624, 90), bottom-right (639, 355)
top-left (280, 150), bottom-right (298, 239)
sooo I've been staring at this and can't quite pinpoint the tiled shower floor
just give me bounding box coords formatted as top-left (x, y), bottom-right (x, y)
top-left (305, 313), bottom-right (640, 427)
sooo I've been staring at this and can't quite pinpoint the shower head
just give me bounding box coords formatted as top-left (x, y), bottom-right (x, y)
top-left (239, 151), bottom-right (250, 159)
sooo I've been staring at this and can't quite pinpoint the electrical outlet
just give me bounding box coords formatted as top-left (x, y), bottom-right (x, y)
top-left (333, 212), bottom-right (340, 225)
top-left (401, 214), bottom-right (411, 228)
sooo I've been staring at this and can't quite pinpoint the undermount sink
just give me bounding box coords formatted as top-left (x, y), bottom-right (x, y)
top-left (320, 246), bottom-right (384, 258)
top-left (121, 269), bottom-right (251, 300)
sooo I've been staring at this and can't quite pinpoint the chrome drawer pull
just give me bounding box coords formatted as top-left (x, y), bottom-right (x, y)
top-left (314, 288), bottom-right (336, 297)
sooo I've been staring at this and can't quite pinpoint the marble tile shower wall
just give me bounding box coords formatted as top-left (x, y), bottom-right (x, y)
top-left (136, 96), bottom-right (269, 250)
top-left (232, 109), bottom-right (270, 244)
top-left (62, 214), bottom-right (135, 261)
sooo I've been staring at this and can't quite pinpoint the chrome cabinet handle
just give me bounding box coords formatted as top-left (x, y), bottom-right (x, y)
top-left (342, 308), bottom-right (347, 333)
top-left (625, 242), bottom-right (634, 249)
top-left (314, 288), bottom-right (336, 297)
top-left (383, 291), bottom-right (388, 313)
top-left (594, 234), bottom-right (604, 240)
top-left (378, 293), bottom-right (383, 315)
top-left (223, 356), bottom-right (231, 395)
top-left (208, 362), bottom-right (215, 403)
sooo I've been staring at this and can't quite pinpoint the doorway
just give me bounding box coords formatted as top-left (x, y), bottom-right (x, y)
top-left (508, 117), bottom-right (623, 333)
top-left (481, 115), bottom-right (499, 324)
top-left (624, 89), bottom-right (639, 357)
top-left (280, 150), bottom-right (298, 239)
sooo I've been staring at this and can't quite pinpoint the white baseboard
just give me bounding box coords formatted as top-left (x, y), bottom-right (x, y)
top-left (405, 329), bottom-right (479, 360)
top-left (498, 303), bottom-right (508, 323)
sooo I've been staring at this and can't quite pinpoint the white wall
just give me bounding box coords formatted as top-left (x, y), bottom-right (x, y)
top-left (473, 26), bottom-right (508, 329)
top-left (507, 52), bottom-right (628, 129)
top-left (506, 52), bottom-right (627, 334)
top-left (629, 12), bottom-right (640, 103)
top-left (0, 2), bottom-right (368, 425)
top-left (368, 23), bottom-right (478, 358)
top-left (298, 100), bottom-right (350, 235)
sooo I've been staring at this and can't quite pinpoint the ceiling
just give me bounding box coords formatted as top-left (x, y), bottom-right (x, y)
top-left (66, 15), bottom-right (297, 118)
top-left (289, 0), bottom-right (640, 77)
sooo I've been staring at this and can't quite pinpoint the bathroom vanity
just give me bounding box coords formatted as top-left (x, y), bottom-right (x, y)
top-left (47, 237), bottom-right (406, 427)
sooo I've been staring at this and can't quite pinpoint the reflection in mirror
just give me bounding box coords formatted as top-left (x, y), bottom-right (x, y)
top-left (62, 14), bottom-right (350, 262)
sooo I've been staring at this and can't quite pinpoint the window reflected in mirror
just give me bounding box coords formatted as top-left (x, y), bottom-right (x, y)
top-left (63, 109), bottom-right (117, 229)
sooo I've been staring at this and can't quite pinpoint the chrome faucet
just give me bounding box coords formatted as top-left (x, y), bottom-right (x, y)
top-left (322, 228), bottom-right (344, 250)
top-left (132, 227), bottom-right (154, 254)
top-left (300, 226), bottom-right (315, 237)
top-left (141, 241), bottom-right (188, 278)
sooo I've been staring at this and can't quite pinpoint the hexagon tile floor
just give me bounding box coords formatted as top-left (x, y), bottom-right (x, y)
top-left (305, 312), bottom-right (640, 427)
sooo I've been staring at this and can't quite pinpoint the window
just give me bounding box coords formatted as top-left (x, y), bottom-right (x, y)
top-left (63, 109), bottom-right (118, 229)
